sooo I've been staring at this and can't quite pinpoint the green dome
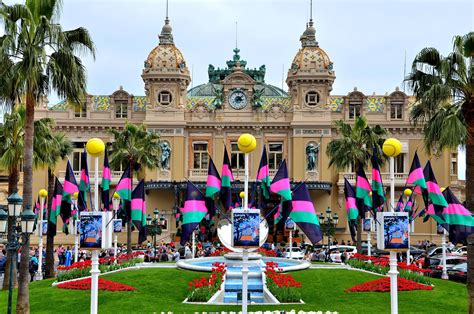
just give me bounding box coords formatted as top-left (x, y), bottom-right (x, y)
top-left (188, 83), bottom-right (288, 97)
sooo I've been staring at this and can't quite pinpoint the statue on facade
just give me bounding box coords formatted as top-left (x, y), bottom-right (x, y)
top-left (251, 86), bottom-right (264, 109)
top-left (306, 142), bottom-right (319, 171)
top-left (211, 85), bottom-right (224, 109)
top-left (160, 141), bottom-right (171, 170)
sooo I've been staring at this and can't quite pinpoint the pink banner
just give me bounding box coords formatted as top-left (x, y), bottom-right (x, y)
top-left (206, 175), bottom-right (221, 189)
top-left (182, 200), bottom-right (207, 213)
top-left (346, 197), bottom-right (357, 210)
top-left (356, 176), bottom-right (371, 191)
top-left (63, 181), bottom-right (79, 194)
top-left (116, 178), bottom-right (131, 191)
top-left (270, 178), bottom-right (290, 193)
top-left (102, 167), bottom-right (111, 180)
top-left (257, 165), bottom-right (269, 180)
top-left (426, 181), bottom-right (442, 194)
top-left (407, 168), bottom-right (424, 184)
top-left (221, 164), bottom-right (234, 181)
top-left (444, 204), bottom-right (471, 216)
top-left (131, 198), bottom-right (143, 210)
top-left (291, 200), bottom-right (315, 213)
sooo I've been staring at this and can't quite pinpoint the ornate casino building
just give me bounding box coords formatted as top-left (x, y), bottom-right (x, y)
top-left (2, 11), bottom-right (463, 245)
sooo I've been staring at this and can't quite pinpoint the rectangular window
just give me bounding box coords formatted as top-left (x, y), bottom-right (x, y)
top-left (193, 142), bottom-right (208, 170)
top-left (72, 150), bottom-right (83, 172)
top-left (115, 102), bottom-right (128, 118)
top-left (348, 103), bottom-right (361, 119)
top-left (268, 142), bottom-right (283, 170)
top-left (391, 103), bottom-right (403, 120)
top-left (74, 102), bottom-right (87, 118)
top-left (230, 142), bottom-right (244, 170)
top-left (451, 153), bottom-right (458, 175)
top-left (394, 153), bottom-right (405, 173)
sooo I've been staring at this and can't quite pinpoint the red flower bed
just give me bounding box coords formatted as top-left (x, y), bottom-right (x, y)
top-left (57, 278), bottom-right (136, 291)
top-left (352, 253), bottom-right (431, 274)
top-left (345, 277), bottom-right (433, 292)
top-left (265, 262), bottom-right (301, 288)
top-left (58, 251), bottom-right (143, 271)
top-left (257, 247), bottom-right (277, 257)
top-left (187, 262), bottom-right (226, 302)
top-left (209, 247), bottom-right (232, 256)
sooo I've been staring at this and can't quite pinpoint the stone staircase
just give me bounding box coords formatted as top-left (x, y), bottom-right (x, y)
top-left (223, 266), bottom-right (264, 304)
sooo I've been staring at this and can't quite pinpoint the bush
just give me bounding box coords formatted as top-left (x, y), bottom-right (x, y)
top-left (265, 261), bottom-right (302, 303)
top-left (186, 262), bottom-right (226, 302)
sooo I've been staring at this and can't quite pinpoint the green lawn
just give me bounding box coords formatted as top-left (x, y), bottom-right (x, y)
top-left (0, 268), bottom-right (467, 313)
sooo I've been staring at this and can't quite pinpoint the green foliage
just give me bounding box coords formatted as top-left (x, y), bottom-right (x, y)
top-left (266, 278), bottom-right (302, 303)
top-left (326, 116), bottom-right (387, 170)
top-left (108, 122), bottom-right (161, 176)
top-left (406, 32), bottom-right (474, 153)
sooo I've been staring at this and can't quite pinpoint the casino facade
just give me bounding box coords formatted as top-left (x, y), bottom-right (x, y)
top-left (0, 10), bottom-right (464, 246)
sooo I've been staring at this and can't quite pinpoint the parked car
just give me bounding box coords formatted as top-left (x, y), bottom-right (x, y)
top-left (447, 262), bottom-right (467, 283)
top-left (407, 246), bottom-right (425, 257)
top-left (285, 247), bottom-right (305, 260)
top-left (328, 245), bottom-right (357, 259)
top-left (425, 254), bottom-right (466, 278)
top-left (426, 246), bottom-right (452, 257)
top-left (453, 246), bottom-right (467, 257)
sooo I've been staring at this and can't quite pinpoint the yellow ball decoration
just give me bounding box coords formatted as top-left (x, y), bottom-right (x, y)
top-left (237, 133), bottom-right (257, 154)
top-left (113, 192), bottom-right (120, 199)
top-left (382, 138), bottom-right (402, 157)
top-left (73, 192), bottom-right (79, 200)
top-left (239, 191), bottom-right (245, 199)
top-left (86, 138), bottom-right (105, 157)
top-left (39, 189), bottom-right (48, 198)
top-left (404, 188), bottom-right (413, 197)
top-left (369, 191), bottom-right (373, 196)
top-left (440, 187), bottom-right (446, 193)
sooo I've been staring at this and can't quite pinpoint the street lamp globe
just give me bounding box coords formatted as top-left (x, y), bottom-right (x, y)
top-left (153, 208), bottom-right (160, 219)
top-left (147, 214), bottom-right (152, 225)
top-left (7, 191), bottom-right (23, 217)
top-left (333, 213), bottom-right (339, 225)
top-left (325, 207), bottom-right (331, 219)
top-left (20, 205), bottom-right (36, 234)
top-left (318, 213), bottom-right (325, 225)
top-left (0, 206), bottom-right (8, 234)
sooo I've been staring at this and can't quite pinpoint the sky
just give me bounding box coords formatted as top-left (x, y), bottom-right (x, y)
top-left (2, 0), bottom-right (473, 178)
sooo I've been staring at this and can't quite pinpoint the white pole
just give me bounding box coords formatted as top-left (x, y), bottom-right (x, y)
top-left (241, 152), bottom-right (250, 314)
top-left (389, 156), bottom-right (398, 314)
top-left (36, 196), bottom-right (45, 280)
top-left (441, 229), bottom-right (448, 280)
top-left (192, 230), bottom-right (196, 259)
top-left (72, 199), bottom-right (79, 263)
top-left (406, 194), bottom-right (411, 265)
top-left (289, 230), bottom-right (293, 259)
top-left (367, 230), bottom-right (372, 257)
top-left (90, 155), bottom-right (100, 314)
top-left (114, 234), bottom-right (118, 263)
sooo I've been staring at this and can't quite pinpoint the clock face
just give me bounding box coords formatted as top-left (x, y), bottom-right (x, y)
top-left (228, 91), bottom-right (248, 109)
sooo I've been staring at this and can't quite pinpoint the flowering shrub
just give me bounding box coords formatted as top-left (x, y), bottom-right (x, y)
top-left (348, 254), bottom-right (432, 285)
top-left (257, 247), bottom-right (277, 257)
top-left (186, 262), bottom-right (226, 302)
top-left (345, 277), bottom-right (433, 292)
top-left (57, 252), bottom-right (144, 282)
top-left (209, 247), bottom-right (232, 256)
top-left (57, 278), bottom-right (136, 291)
top-left (265, 262), bottom-right (302, 303)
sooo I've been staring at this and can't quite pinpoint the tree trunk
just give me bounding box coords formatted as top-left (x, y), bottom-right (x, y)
top-left (127, 163), bottom-right (134, 254)
top-left (3, 167), bottom-right (19, 290)
top-left (16, 93), bottom-right (35, 314)
top-left (464, 97), bottom-right (474, 313)
top-left (45, 168), bottom-right (55, 278)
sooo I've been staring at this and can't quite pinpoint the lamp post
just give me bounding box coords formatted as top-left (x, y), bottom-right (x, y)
top-left (383, 138), bottom-right (402, 314)
top-left (112, 192), bottom-right (121, 262)
top-left (237, 133), bottom-right (257, 314)
top-left (318, 207), bottom-right (339, 262)
top-left (147, 208), bottom-right (164, 262)
top-left (36, 189), bottom-right (48, 280)
top-left (404, 188), bottom-right (412, 265)
top-left (0, 192), bottom-right (35, 314)
top-left (86, 138), bottom-right (105, 314)
top-left (71, 192), bottom-right (79, 263)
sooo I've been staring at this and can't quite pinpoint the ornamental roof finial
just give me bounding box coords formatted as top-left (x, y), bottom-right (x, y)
top-left (300, 0), bottom-right (318, 47)
top-left (159, 0), bottom-right (174, 45)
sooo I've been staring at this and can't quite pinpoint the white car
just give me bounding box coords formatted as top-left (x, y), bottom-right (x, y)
top-left (285, 247), bottom-right (305, 260)
top-left (328, 245), bottom-right (357, 259)
top-left (453, 246), bottom-right (467, 256)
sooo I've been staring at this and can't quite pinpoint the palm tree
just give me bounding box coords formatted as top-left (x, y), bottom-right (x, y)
top-left (405, 32), bottom-right (474, 311)
top-left (0, 105), bottom-right (55, 290)
top-left (326, 116), bottom-right (387, 252)
top-left (108, 122), bottom-right (161, 253)
top-left (34, 130), bottom-right (72, 279)
top-left (0, 1), bottom-right (95, 311)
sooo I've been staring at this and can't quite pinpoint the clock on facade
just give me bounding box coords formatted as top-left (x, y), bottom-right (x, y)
top-left (228, 90), bottom-right (248, 109)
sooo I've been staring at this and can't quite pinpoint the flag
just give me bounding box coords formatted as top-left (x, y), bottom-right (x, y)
top-left (290, 182), bottom-right (323, 245)
top-left (442, 188), bottom-right (474, 244)
top-left (406, 152), bottom-right (427, 195)
top-left (395, 194), bottom-right (405, 212)
top-left (180, 181), bottom-right (208, 245)
top-left (270, 159), bottom-right (292, 201)
top-left (205, 157), bottom-right (221, 218)
top-left (78, 150), bottom-right (90, 211)
top-left (220, 146), bottom-right (234, 210)
top-left (115, 164), bottom-right (132, 219)
top-left (257, 145), bottom-right (271, 199)
top-left (131, 180), bottom-right (147, 243)
top-left (61, 160), bottom-right (79, 223)
top-left (424, 161), bottom-right (448, 217)
top-left (101, 149), bottom-right (111, 211)
top-left (371, 153), bottom-right (385, 210)
top-left (274, 200), bottom-right (292, 227)
top-left (48, 177), bottom-right (63, 237)
top-left (344, 178), bottom-right (358, 242)
top-left (355, 163), bottom-right (372, 216)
